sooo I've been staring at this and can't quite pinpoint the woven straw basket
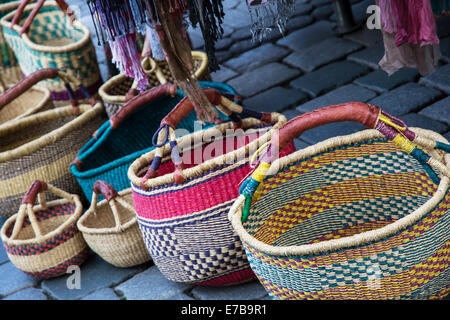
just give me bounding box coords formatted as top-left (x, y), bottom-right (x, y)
top-left (98, 51), bottom-right (209, 118)
top-left (77, 181), bottom-right (150, 268)
top-left (1, 180), bottom-right (88, 279)
top-left (0, 0), bottom-right (27, 87)
top-left (0, 1), bottom-right (102, 106)
top-left (229, 102), bottom-right (450, 300)
top-left (0, 69), bottom-right (107, 218)
top-left (0, 74), bottom-right (52, 125)
top-left (127, 89), bottom-right (296, 286)
top-left (71, 81), bottom-right (237, 202)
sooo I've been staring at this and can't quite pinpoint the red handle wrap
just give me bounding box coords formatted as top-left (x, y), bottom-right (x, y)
top-left (0, 68), bottom-right (59, 110)
top-left (161, 88), bottom-right (222, 128)
top-left (93, 181), bottom-right (119, 201)
top-left (273, 102), bottom-right (381, 151)
top-left (110, 84), bottom-right (178, 129)
top-left (22, 181), bottom-right (48, 205)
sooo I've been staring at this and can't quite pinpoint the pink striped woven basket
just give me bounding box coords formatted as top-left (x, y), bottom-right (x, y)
top-left (127, 89), bottom-right (296, 286)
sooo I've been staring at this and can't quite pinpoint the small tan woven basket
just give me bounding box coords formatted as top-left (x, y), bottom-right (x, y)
top-left (77, 181), bottom-right (150, 268)
top-left (0, 74), bottom-right (53, 126)
top-left (98, 51), bottom-right (209, 118)
top-left (0, 181), bottom-right (89, 279)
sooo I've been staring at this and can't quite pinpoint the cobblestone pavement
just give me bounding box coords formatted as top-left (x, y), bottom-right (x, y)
top-left (1, 0), bottom-right (449, 301)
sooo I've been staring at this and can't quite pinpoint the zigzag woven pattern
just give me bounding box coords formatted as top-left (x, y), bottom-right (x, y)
top-left (241, 137), bottom-right (450, 299)
top-left (23, 247), bottom-right (90, 279)
top-left (4, 204), bottom-right (79, 256)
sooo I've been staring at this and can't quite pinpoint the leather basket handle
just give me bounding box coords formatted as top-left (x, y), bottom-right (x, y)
top-left (109, 83), bottom-right (178, 129)
top-left (93, 181), bottom-right (119, 202)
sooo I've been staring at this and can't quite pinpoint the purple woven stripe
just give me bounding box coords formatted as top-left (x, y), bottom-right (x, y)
top-left (4, 224), bottom-right (80, 256)
top-left (376, 121), bottom-right (398, 140)
top-left (24, 247), bottom-right (90, 279)
top-left (50, 78), bottom-right (102, 101)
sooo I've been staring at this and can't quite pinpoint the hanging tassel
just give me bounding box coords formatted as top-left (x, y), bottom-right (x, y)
top-left (247, 0), bottom-right (295, 42)
top-left (109, 33), bottom-right (149, 91)
top-left (186, 0), bottom-right (225, 72)
top-left (154, 0), bottom-right (218, 123)
top-left (145, 25), bottom-right (166, 61)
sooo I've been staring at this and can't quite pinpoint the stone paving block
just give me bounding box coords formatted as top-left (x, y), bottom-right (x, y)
top-left (282, 108), bottom-right (303, 120)
top-left (230, 27), bottom-right (252, 41)
top-left (223, 8), bottom-right (252, 29)
top-left (243, 87), bottom-right (308, 112)
top-left (294, 139), bottom-right (311, 150)
top-left (228, 38), bottom-right (259, 56)
top-left (418, 96), bottom-right (450, 126)
top-left (312, 4), bottom-right (333, 20)
top-left (216, 37), bottom-right (234, 51)
top-left (354, 68), bottom-right (419, 93)
top-left (290, 60), bottom-right (370, 97)
top-left (283, 37), bottom-right (363, 72)
top-left (300, 121), bottom-right (367, 145)
top-left (285, 15), bottom-right (315, 33)
top-left (419, 64), bottom-right (450, 94)
top-left (444, 132), bottom-right (450, 141)
top-left (189, 33), bottom-right (204, 50)
top-left (347, 43), bottom-right (385, 69)
top-left (115, 266), bottom-right (193, 300)
top-left (330, 0), bottom-right (376, 24)
top-left (344, 27), bottom-right (383, 47)
top-left (0, 262), bottom-right (40, 297)
top-left (168, 293), bottom-right (195, 300)
top-left (296, 84), bottom-right (377, 113)
top-left (3, 288), bottom-right (47, 301)
top-left (399, 113), bottom-right (448, 134)
top-left (41, 254), bottom-right (147, 300)
top-left (311, 0), bottom-right (332, 6)
top-left (211, 66), bottom-right (238, 83)
top-left (225, 43), bottom-right (290, 73)
top-left (292, 3), bottom-right (314, 16)
top-left (436, 16), bottom-right (450, 38)
top-left (81, 288), bottom-right (120, 300)
top-left (368, 83), bottom-right (443, 116)
top-left (223, 0), bottom-right (240, 9)
top-left (441, 37), bottom-right (450, 63)
top-left (191, 280), bottom-right (268, 300)
top-left (0, 240), bottom-right (8, 265)
top-left (227, 63), bottom-right (301, 97)
top-left (277, 21), bottom-right (335, 52)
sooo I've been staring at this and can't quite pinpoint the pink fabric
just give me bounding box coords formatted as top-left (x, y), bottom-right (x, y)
top-left (390, 0), bottom-right (439, 47)
top-left (379, 0), bottom-right (397, 34)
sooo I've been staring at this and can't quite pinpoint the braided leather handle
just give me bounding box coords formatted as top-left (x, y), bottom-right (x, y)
top-left (0, 68), bottom-right (59, 109)
top-left (93, 181), bottom-right (119, 202)
top-left (21, 180), bottom-right (48, 205)
top-left (110, 83), bottom-right (178, 129)
top-left (271, 102), bottom-right (380, 152)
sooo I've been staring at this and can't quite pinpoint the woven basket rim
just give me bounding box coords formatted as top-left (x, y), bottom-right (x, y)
top-left (127, 113), bottom-right (287, 190)
top-left (0, 85), bottom-right (51, 126)
top-left (0, 195), bottom-right (83, 247)
top-left (0, 1), bottom-right (92, 54)
top-left (0, 1), bottom-right (22, 13)
top-left (228, 127), bottom-right (450, 257)
top-left (0, 102), bottom-right (104, 162)
top-left (98, 51), bottom-right (209, 104)
top-left (77, 188), bottom-right (138, 235)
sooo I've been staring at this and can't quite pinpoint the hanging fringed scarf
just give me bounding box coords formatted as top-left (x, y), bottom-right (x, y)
top-left (186, 0), bottom-right (225, 72)
top-left (246, 0), bottom-right (295, 42)
top-left (145, 25), bottom-right (166, 61)
top-left (87, 0), bottom-right (154, 91)
top-left (153, 0), bottom-right (218, 123)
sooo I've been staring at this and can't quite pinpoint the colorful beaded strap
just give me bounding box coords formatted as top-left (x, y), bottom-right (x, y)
top-left (239, 102), bottom-right (450, 222)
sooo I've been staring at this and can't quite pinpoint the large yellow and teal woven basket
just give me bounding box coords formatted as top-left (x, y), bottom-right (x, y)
top-left (0, 1), bottom-right (102, 106)
top-left (229, 102), bottom-right (450, 300)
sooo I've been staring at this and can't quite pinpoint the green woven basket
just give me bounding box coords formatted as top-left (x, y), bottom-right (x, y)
top-left (0, 1), bottom-right (102, 106)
